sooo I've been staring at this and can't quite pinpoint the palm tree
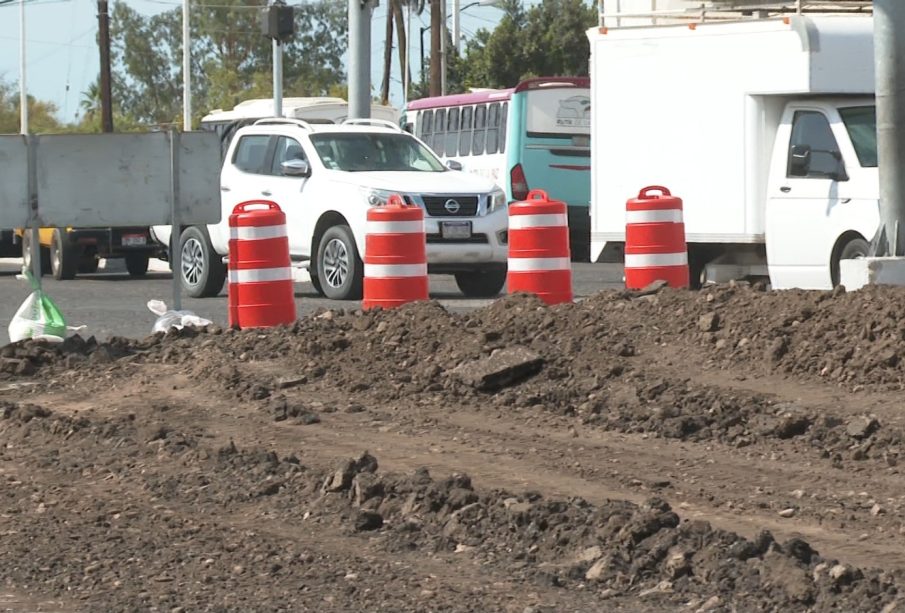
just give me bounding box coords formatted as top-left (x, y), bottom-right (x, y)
top-left (79, 81), bottom-right (101, 122)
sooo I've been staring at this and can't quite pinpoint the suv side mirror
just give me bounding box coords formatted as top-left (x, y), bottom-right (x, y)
top-left (788, 144), bottom-right (811, 177)
top-left (445, 160), bottom-right (463, 171)
top-left (281, 158), bottom-right (311, 178)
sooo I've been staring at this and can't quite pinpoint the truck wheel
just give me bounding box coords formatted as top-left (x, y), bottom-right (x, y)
top-left (50, 229), bottom-right (79, 281)
top-left (125, 253), bottom-right (150, 277)
top-left (179, 226), bottom-right (226, 298)
top-left (78, 256), bottom-right (99, 274)
top-left (22, 232), bottom-right (50, 276)
top-left (832, 237), bottom-right (870, 287)
top-left (315, 225), bottom-right (362, 300)
top-left (455, 269), bottom-right (507, 298)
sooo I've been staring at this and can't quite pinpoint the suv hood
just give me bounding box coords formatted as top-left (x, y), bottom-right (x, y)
top-left (327, 169), bottom-right (499, 194)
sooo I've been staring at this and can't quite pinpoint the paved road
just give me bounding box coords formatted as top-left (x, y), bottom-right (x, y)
top-left (0, 259), bottom-right (624, 342)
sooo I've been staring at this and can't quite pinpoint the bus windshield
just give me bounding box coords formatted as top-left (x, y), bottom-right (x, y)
top-left (310, 132), bottom-right (447, 172)
top-left (525, 89), bottom-right (591, 138)
top-left (839, 105), bottom-right (877, 168)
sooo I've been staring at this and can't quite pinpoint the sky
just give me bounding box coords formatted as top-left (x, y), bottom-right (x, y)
top-left (0, 0), bottom-right (512, 124)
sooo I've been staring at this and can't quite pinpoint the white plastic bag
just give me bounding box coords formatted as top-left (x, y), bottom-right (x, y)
top-left (148, 300), bottom-right (212, 334)
top-left (8, 272), bottom-right (85, 343)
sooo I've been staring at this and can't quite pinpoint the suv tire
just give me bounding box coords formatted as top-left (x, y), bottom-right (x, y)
top-left (50, 229), bottom-right (79, 281)
top-left (455, 269), bottom-right (507, 298)
top-left (179, 226), bottom-right (226, 298)
top-left (316, 225), bottom-right (363, 300)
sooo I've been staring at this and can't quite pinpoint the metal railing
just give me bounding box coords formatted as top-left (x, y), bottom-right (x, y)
top-left (598, 1), bottom-right (872, 28)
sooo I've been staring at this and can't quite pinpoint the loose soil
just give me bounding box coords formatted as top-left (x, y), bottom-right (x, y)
top-left (4, 283), bottom-right (905, 611)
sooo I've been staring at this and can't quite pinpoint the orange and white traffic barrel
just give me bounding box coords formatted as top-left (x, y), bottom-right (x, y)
top-left (362, 194), bottom-right (428, 310)
top-left (228, 200), bottom-right (297, 328)
top-left (507, 189), bottom-right (573, 305)
top-left (624, 186), bottom-right (689, 289)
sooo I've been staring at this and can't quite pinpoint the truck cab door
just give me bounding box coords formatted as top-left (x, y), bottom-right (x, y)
top-left (765, 107), bottom-right (848, 290)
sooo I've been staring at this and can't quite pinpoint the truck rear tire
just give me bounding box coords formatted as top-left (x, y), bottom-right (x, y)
top-left (125, 253), bottom-right (150, 277)
top-left (22, 232), bottom-right (51, 276)
top-left (50, 229), bottom-right (79, 281)
top-left (179, 226), bottom-right (226, 298)
top-left (455, 269), bottom-right (507, 298)
top-left (78, 256), bottom-right (99, 274)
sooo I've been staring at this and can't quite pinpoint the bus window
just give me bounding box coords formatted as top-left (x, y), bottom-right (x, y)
top-left (419, 110), bottom-right (433, 141)
top-left (499, 103), bottom-right (508, 153)
top-left (459, 107), bottom-right (473, 156)
top-left (446, 107), bottom-right (460, 157)
top-left (433, 108), bottom-right (446, 153)
top-left (472, 105), bottom-right (487, 155)
top-left (487, 103), bottom-right (500, 154)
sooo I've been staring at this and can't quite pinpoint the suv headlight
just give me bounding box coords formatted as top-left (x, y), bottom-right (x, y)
top-left (488, 189), bottom-right (507, 214)
top-left (360, 188), bottom-right (398, 206)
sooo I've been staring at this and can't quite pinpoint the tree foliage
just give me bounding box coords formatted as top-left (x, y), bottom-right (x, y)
top-left (109, 0), bottom-right (348, 126)
top-left (450, 0), bottom-right (597, 93)
top-left (0, 80), bottom-right (63, 134)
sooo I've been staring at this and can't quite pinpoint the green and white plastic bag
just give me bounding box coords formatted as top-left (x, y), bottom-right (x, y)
top-left (8, 272), bottom-right (77, 343)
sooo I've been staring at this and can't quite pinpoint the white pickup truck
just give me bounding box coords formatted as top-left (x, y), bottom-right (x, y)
top-left (588, 9), bottom-right (879, 289)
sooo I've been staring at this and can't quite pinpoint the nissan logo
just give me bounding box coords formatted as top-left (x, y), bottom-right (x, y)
top-left (444, 199), bottom-right (461, 214)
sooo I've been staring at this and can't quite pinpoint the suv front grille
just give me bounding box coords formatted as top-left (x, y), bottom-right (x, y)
top-left (422, 195), bottom-right (479, 217)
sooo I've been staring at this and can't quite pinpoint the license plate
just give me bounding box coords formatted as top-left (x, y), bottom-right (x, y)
top-left (440, 221), bottom-right (471, 240)
top-left (122, 234), bottom-right (147, 247)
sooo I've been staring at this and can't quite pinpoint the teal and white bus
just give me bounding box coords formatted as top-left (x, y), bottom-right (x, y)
top-left (402, 77), bottom-right (591, 259)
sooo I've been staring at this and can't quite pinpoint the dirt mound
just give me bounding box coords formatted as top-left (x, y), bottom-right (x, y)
top-left (2, 401), bottom-right (900, 612)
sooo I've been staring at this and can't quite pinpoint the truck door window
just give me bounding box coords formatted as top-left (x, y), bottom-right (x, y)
top-left (270, 136), bottom-right (307, 175)
top-left (788, 111), bottom-right (844, 179)
top-left (232, 135), bottom-right (271, 174)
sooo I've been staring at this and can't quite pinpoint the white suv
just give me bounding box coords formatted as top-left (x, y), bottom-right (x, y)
top-left (153, 118), bottom-right (509, 300)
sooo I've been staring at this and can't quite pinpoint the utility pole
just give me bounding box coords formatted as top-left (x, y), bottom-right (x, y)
top-left (183, 0), bottom-right (191, 130)
top-left (429, 0), bottom-right (441, 96)
top-left (97, 0), bottom-right (114, 133)
top-left (452, 0), bottom-right (460, 55)
top-left (381, 1), bottom-right (394, 105)
top-left (873, 0), bottom-right (905, 256)
top-left (19, 0), bottom-right (27, 134)
top-left (440, 0), bottom-right (447, 95)
top-left (391, 0), bottom-right (408, 102)
top-left (348, 0), bottom-right (374, 119)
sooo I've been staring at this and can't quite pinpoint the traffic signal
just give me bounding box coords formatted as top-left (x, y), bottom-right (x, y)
top-left (261, 2), bottom-right (295, 42)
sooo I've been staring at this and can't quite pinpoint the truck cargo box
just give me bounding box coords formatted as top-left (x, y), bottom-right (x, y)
top-left (587, 15), bottom-right (875, 261)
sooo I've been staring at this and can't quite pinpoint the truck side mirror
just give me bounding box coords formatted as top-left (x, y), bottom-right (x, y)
top-left (446, 160), bottom-right (464, 171)
top-left (281, 158), bottom-right (311, 178)
top-left (788, 144), bottom-right (811, 177)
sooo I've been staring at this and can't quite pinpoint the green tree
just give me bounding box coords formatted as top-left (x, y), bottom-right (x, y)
top-left (0, 80), bottom-right (64, 134)
top-left (109, 0), bottom-right (348, 126)
top-left (437, 0), bottom-right (596, 95)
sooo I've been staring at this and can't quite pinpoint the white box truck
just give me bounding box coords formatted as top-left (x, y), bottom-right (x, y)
top-left (587, 9), bottom-right (880, 289)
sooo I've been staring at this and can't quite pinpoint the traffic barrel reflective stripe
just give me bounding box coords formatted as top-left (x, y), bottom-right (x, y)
top-left (507, 189), bottom-right (573, 305)
top-left (227, 200), bottom-right (297, 329)
top-left (624, 185), bottom-right (689, 289)
top-left (363, 194), bottom-right (429, 310)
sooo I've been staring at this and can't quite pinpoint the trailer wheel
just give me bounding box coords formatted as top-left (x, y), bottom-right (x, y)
top-left (22, 232), bottom-right (51, 276)
top-left (50, 229), bottom-right (79, 281)
top-left (832, 237), bottom-right (869, 287)
top-left (125, 253), bottom-right (150, 277)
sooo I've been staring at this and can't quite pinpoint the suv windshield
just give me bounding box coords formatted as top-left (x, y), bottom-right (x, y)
top-left (839, 105), bottom-right (877, 168)
top-left (310, 132), bottom-right (446, 172)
